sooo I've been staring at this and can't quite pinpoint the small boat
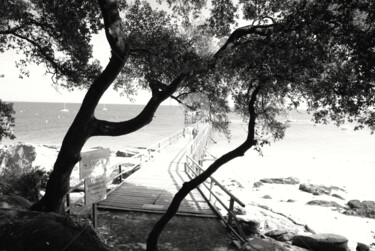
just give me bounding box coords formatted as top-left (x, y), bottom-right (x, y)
top-left (61, 103), bottom-right (69, 112)
top-left (102, 104), bottom-right (108, 111)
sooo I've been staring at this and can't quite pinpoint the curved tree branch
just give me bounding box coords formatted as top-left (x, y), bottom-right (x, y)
top-left (9, 32), bottom-right (66, 76)
top-left (31, 0), bottom-right (129, 213)
top-left (146, 84), bottom-right (262, 251)
top-left (214, 24), bottom-right (276, 58)
top-left (91, 73), bottom-right (189, 137)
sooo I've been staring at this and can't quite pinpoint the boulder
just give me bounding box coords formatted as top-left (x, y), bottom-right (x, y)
top-left (292, 234), bottom-right (349, 251)
top-left (244, 238), bottom-right (286, 251)
top-left (362, 200), bottom-right (375, 209)
top-left (115, 150), bottom-right (133, 158)
top-left (306, 200), bottom-right (343, 208)
top-left (234, 205), bottom-right (247, 215)
top-left (253, 181), bottom-right (263, 188)
top-left (356, 242), bottom-right (370, 251)
top-left (265, 229), bottom-right (295, 241)
top-left (348, 200), bottom-right (362, 209)
top-left (225, 179), bottom-right (244, 189)
top-left (239, 218), bottom-right (261, 236)
top-left (260, 177), bottom-right (300, 185)
top-left (0, 208), bottom-right (110, 250)
top-left (237, 205), bottom-right (306, 238)
top-left (244, 237), bottom-right (309, 251)
top-left (332, 194), bottom-right (345, 200)
top-left (299, 183), bottom-right (332, 195)
top-left (344, 200), bottom-right (375, 219)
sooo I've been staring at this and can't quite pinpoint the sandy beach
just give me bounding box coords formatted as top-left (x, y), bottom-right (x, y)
top-left (2, 111), bottom-right (374, 249)
top-left (204, 114), bottom-right (375, 248)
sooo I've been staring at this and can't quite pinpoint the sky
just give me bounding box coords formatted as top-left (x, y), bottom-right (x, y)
top-left (0, 32), bottom-right (162, 105)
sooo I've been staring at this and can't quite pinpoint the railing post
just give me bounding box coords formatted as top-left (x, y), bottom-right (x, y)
top-left (66, 193), bottom-right (70, 215)
top-left (119, 165), bottom-right (122, 183)
top-left (92, 203), bottom-right (97, 228)
top-left (228, 198), bottom-right (235, 225)
top-left (208, 179), bottom-right (214, 202)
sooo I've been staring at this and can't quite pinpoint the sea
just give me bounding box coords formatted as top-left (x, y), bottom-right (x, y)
top-left (1, 102), bottom-right (186, 150)
top-left (2, 102), bottom-right (375, 200)
top-left (208, 111), bottom-right (375, 201)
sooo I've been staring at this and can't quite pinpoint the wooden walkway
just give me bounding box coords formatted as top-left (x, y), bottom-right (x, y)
top-left (97, 137), bottom-right (217, 218)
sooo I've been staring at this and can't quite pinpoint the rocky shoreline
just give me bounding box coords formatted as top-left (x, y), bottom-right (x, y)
top-left (222, 177), bottom-right (375, 250)
top-left (1, 143), bottom-right (374, 250)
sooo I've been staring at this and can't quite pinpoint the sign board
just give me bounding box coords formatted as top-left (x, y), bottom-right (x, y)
top-left (85, 174), bottom-right (107, 205)
top-left (79, 148), bottom-right (110, 180)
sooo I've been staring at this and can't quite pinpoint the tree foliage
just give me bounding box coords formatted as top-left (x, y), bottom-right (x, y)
top-left (0, 100), bottom-right (15, 141)
top-left (1, 0), bottom-right (374, 249)
top-left (0, 0), bottom-right (102, 88)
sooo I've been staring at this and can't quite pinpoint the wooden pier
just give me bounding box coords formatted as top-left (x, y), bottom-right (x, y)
top-left (97, 136), bottom-right (217, 217)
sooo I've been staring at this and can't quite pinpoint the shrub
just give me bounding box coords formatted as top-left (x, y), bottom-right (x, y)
top-left (0, 167), bottom-right (50, 202)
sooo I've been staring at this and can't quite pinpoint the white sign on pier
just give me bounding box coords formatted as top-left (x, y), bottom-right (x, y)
top-left (79, 148), bottom-right (110, 180)
top-left (84, 174), bottom-right (107, 205)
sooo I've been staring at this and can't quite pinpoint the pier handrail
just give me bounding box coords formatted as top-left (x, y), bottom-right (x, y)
top-left (185, 155), bottom-right (246, 242)
top-left (64, 122), bottom-right (200, 213)
top-left (184, 127), bottom-right (247, 243)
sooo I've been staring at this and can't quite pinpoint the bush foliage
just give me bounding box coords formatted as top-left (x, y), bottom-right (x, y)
top-left (0, 168), bottom-right (50, 202)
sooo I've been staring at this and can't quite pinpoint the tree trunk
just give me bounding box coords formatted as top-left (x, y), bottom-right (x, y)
top-left (147, 86), bottom-right (261, 251)
top-left (31, 0), bottom-right (129, 213)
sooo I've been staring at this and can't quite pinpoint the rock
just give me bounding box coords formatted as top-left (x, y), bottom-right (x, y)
top-left (299, 183), bottom-right (332, 195)
top-left (238, 205), bottom-right (306, 238)
top-left (348, 200), bottom-right (362, 209)
top-left (263, 195), bottom-right (272, 199)
top-left (362, 200), bottom-right (375, 209)
top-left (344, 200), bottom-right (375, 219)
top-left (304, 225), bottom-right (316, 234)
top-left (357, 242), bottom-right (370, 251)
top-left (307, 200), bottom-right (343, 208)
top-left (239, 219), bottom-right (261, 236)
top-left (245, 238), bottom-right (286, 251)
top-left (292, 234), bottom-right (349, 251)
top-left (332, 194), bottom-right (345, 200)
top-left (0, 144), bottom-right (36, 175)
top-left (115, 150), bottom-right (133, 158)
top-left (253, 181), bottom-right (263, 188)
top-left (0, 208), bottom-right (110, 250)
top-left (234, 205), bottom-right (247, 215)
top-left (260, 177), bottom-right (300, 185)
top-left (227, 179), bottom-right (244, 189)
top-left (265, 229), bottom-right (295, 241)
top-left (0, 195), bottom-right (31, 210)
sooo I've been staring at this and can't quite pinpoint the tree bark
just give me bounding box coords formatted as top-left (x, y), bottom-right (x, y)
top-left (30, 0), bottom-right (129, 213)
top-left (146, 86), bottom-right (261, 251)
top-left (30, 0), bottom-right (274, 213)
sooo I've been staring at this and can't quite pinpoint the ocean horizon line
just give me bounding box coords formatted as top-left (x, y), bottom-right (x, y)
top-left (3, 100), bottom-right (182, 106)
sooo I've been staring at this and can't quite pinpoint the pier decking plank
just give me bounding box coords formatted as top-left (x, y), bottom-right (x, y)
top-left (98, 137), bottom-right (217, 218)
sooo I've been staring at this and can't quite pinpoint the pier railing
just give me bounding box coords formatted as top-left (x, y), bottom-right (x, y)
top-left (184, 126), bottom-right (247, 243)
top-left (64, 123), bottom-right (199, 214)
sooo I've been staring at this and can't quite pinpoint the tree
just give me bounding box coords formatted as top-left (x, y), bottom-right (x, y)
top-left (0, 100), bottom-right (15, 142)
top-left (1, 0), bottom-right (374, 249)
top-left (146, 0), bottom-right (375, 249)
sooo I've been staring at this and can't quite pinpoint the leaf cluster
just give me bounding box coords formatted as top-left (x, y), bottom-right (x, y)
top-left (0, 100), bottom-right (15, 141)
top-left (0, 0), bottom-right (103, 88)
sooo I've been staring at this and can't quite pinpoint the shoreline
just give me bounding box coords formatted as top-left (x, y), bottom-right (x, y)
top-left (203, 118), bottom-right (375, 248)
top-left (1, 117), bottom-right (375, 248)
